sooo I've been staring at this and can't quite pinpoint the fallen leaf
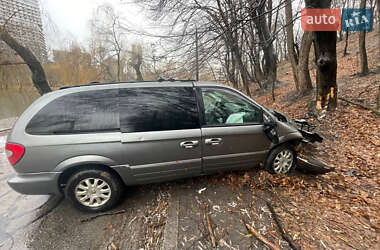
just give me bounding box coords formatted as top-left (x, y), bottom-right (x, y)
top-left (111, 242), bottom-right (118, 250)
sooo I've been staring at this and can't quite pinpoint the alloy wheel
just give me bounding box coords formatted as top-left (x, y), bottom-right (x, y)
top-left (74, 178), bottom-right (111, 207)
top-left (273, 149), bottom-right (294, 174)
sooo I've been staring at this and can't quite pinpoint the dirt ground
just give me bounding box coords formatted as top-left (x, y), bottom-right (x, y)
top-left (242, 29), bottom-right (380, 249)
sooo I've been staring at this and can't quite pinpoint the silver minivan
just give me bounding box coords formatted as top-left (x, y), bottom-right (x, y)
top-left (6, 80), bottom-right (305, 212)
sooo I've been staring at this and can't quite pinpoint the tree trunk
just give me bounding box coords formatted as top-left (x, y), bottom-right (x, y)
top-left (117, 52), bottom-right (121, 81)
top-left (225, 49), bottom-right (238, 89)
top-left (0, 28), bottom-right (51, 95)
top-left (377, 0), bottom-right (380, 68)
top-left (338, 30), bottom-right (343, 42)
top-left (285, 0), bottom-right (299, 90)
top-left (133, 64), bottom-right (143, 80)
top-left (267, 0), bottom-right (273, 31)
top-left (131, 44), bottom-right (143, 81)
top-left (282, 27), bottom-right (288, 60)
top-left (306, 0), bottom-right (337, 111)
top-left (343, 30), bottom-right (349, 56)
top-left (252, 44), bottom-right (265, 83)
top-left (297, 31), bottom-right (313, 94)
top-left (313, 31), bottom-right (337, 110)
top-left (376, 85), bottom-right (380, 110)
top-left (230, 51), bottom-right (238, 89)
top-left (256, 3), bottom-right (277, 92)
top-left (233, 45), bottom-right (251, 96)
top-left (359, 31), bottom-right (369, 75)
top-left (359, 0), bottom-right (369, 75)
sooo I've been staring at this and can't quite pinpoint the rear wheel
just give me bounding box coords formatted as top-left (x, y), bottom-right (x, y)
top-left (265, 144), bottom-right (296, 174)
top-left (65, 169), bottom-right (124, 212)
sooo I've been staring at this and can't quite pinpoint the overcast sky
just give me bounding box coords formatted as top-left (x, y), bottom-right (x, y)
top-left (41, 0), bottom-right (148, 48)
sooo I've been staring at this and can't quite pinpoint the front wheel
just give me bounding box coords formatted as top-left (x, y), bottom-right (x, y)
top-left (265, 145), bottom-right (296, 174)
top-left (65, 169), bottom-right (124, 212)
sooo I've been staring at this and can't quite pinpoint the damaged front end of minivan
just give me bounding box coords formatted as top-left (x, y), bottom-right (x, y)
top-left (263, 109), bottom-right (334, 174)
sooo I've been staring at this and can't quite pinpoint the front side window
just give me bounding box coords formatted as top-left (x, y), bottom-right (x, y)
top-left (120, 87), bottom-right (199, 133)
top-left (201, 88), bottom-right (262, 126)
top-left (26, 89), bottom-right (119, 135)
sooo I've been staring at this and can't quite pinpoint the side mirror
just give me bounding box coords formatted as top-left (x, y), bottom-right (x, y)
top-left (263, 117), bottom-right (279, 144)
top-left (263, 119), bottom-right (276, 128)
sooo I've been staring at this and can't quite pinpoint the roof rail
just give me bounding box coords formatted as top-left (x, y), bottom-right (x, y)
top-left (157, 77), bottom-right (194, 82)
top-left (59, 79), bottom-right (195, 90)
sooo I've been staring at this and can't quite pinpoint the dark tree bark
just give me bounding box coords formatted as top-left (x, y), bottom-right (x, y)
top-left (359, 0), bottom-right (369, 75)
top-left (225, 48), bottom-right (238, 88)
top-left (231, 4), bottom-right (251, 96)
top-left (285, 0), bottom-right (299, 90)
top-left (306, 0), bottom-right (337, 111)
top-left (338, 0), bottom-right (349, 42)
top-left (233, 43), bottom-right (251, 96)
top-left (131, 44), bottom-right (143, 81)
top-left (245, 24), bottom-right (264, 88)
top-left (267, 0), bottom-right (273, 32)
top-left (338, 30), bottom-right (343, 42)
top-left (313, 31), bottom-right (337, 110)
top-left (343, 30), bottom-right (349, 56)
top-left (376, 85), bottom-right (380, 110)
top-left (297, 31), bottom-right (313, 94)
top-left (378, 0), bottom-right (380, 65)
top-left (378, 0), bottom-right (380, 64)
top-left (255, 1), bottom-right (277, 93)
top-left (249, 43), bottom-right (265, 88)
top-left (341, 0), bottom-right (349, 56)
top-left (0, 28), bottom-right (51, 95)
top-left (282, 25), bottom-right (288, 60)
top-left (225, 46), bottom-right (238, 89)
top-left (213, 0), bottom-right (251, 96)
top-left (111, 19), bottom-right (122, 81)
top-left (133, 62), bottom-right (143, 81)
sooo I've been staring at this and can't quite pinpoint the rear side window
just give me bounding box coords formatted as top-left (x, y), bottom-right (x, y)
top-left (26, 89), bottom-right (119, 135)
top-left (120, 87), bottom-right (199, 133)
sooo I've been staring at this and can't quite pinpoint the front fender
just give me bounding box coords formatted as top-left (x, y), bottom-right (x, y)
top-left (278, 131), bottom-right (303, 145)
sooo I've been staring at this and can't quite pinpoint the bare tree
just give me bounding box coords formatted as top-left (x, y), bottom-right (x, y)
top-left (285, 0), bottom-right (299, 89)
top-left (0, 26), bottom-right (51, 95)
top-left (359, 0), bottom-right (369, 75)
top-left (342, 0), bottom-right (350, 57)
top-left (343, 28), bottom-right (349, 56)
top-left (255, 0), bottom-right (277, 94)
top-left (135, 0), bottom-right (283, 95)
top-left (90, 4), bottom-right (127, 81)
top-left (130, 44), bottom-right (144, 80)
top-left (297, 31), bottom-right (313, 94)
top-left (284, 0), bottom-right (313, 95)
top-left (306, 0), bottom-right (337, 111)
top-left (378, 0), bottom-right (380, 66)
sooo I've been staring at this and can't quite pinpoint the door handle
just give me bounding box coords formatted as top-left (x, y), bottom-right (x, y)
top-left (205, 138), bottom-right (222, 146)
top-left (180, 140), bottom-right (199, 149)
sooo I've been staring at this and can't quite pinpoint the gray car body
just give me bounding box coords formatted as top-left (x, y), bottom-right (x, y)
top-left (7, 81), bottom-right (302, 195)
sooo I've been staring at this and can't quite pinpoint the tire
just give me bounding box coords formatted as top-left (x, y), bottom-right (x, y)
top-left (65, 169), bottom-right (124, 212)
top-left (265, 144), bottom-right (296, 174)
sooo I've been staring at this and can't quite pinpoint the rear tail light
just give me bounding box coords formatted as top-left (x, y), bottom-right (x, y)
top-left (5, 142), bottom-right (25, 166)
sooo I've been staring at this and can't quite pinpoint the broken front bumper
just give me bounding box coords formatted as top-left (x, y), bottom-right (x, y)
top-left (297, 156), bottom-right (335, 174)
top-left (294, 119), bottom-right (323, 143)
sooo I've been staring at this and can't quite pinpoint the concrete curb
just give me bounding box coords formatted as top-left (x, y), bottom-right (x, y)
top-left (161, 187), bottom-right (179, 250)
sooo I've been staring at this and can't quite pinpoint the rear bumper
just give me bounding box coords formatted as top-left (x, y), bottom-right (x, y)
top-left (8, 172), bottom-right (61, 195)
